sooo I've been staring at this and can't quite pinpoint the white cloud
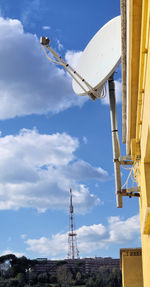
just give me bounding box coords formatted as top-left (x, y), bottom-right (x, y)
top-left (65, 50), bottom-right (82, 69)
top-left (26, 234), bottom-right (68, 258)
top-left (0, 17), bottom-right (87, 120)
top-left (1, 249), bottom-right (25, 258)
top-left (56, 39), bottom-right (63, 51)
top-left (21, 234), bottom-right (27, 240)
top-left (42, 26), bottom-right (51, 30)
top-left (21, 0), bottom-right (41, 27)
top-left (115, 80), bottom-right (122, 103)
top-left (107, 214), bottom-right (140, 244)
top-left (82, 136), bottom-right (88, 144)
top-left (26, 214), bottom-right (140, 258)
top-left (60, 160), bottom-right (108, 181)
top-left (0, 16), bottom-right (122, 118)
top-left (0, 128), bottom-right (108, 213)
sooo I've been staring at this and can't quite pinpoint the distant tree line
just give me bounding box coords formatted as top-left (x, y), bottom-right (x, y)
top-left (0, 254), bottom-right (122, 287)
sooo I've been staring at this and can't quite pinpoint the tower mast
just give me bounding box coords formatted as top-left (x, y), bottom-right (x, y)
top-left (68, 188), bottom-right (79, 259)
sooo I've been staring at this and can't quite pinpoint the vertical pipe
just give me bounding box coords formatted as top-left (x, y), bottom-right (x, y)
top-left (108, 75), bottom-right (123, 208)
top-left (120, 0), bottom-right (127, 143)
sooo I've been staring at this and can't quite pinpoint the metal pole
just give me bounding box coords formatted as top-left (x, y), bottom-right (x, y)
top-left (108, 75), bottom-right (123, 208)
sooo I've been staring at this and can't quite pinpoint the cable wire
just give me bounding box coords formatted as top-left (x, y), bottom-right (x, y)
top-left (42, 45), bottom-right (61, 65)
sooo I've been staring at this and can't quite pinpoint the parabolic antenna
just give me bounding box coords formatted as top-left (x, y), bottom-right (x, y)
top-left (40, 16), bottom-right (139, 209)
top-left (72, 16), bottom-right (121, 96)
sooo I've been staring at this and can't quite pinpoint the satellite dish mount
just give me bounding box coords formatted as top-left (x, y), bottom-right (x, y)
top-left (40, 16), bottom-right (140, 208)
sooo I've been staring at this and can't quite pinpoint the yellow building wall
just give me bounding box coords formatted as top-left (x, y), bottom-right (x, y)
top-left (127, 0), bottom-right (150, 286)
top-left (121, 251), bottom-right (143, 287)
top-left (135, 1), bottom-right (150, 286)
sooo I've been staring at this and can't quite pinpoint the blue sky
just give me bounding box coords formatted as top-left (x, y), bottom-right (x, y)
top-left (0, 0), bottom-right (140, 260)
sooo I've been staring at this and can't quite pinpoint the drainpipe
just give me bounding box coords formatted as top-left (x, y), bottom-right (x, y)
top-left (120, 0), bottom-right (127, 144)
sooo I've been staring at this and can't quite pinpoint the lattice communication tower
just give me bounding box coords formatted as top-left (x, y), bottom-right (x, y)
top-left (68, 188), bottom-right (79, 259)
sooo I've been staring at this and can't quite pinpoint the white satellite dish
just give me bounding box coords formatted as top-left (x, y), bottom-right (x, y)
top-left (40, 16), bottom-right (139, 209)
top-left (72, 16), bottom-right (121, 96)
top-left (72, 16), bottom-right (123, 208)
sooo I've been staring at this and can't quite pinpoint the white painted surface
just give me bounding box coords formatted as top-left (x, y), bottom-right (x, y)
top-left (72, 16), bottom-right (121, 95)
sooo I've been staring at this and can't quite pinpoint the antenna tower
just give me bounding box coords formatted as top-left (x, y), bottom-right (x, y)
top-left (68, 188), bottom-right (79, 259)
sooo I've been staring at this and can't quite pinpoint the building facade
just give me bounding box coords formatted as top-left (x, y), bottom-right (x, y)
top-left (32, 257), bottom-right (120, 274)
top-left (120, 248), bottom-right (143, 287)
top-left (120, 0), bottom-right (150, 286)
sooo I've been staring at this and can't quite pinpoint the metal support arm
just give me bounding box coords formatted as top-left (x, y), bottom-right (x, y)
top-left (40, 36), bottom-right (104, 100)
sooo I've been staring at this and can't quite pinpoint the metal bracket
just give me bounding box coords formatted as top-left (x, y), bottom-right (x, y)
top-left (118, 187), bottom-right (140, 198)
top-left (119, 156), bottom-right (134, 165)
